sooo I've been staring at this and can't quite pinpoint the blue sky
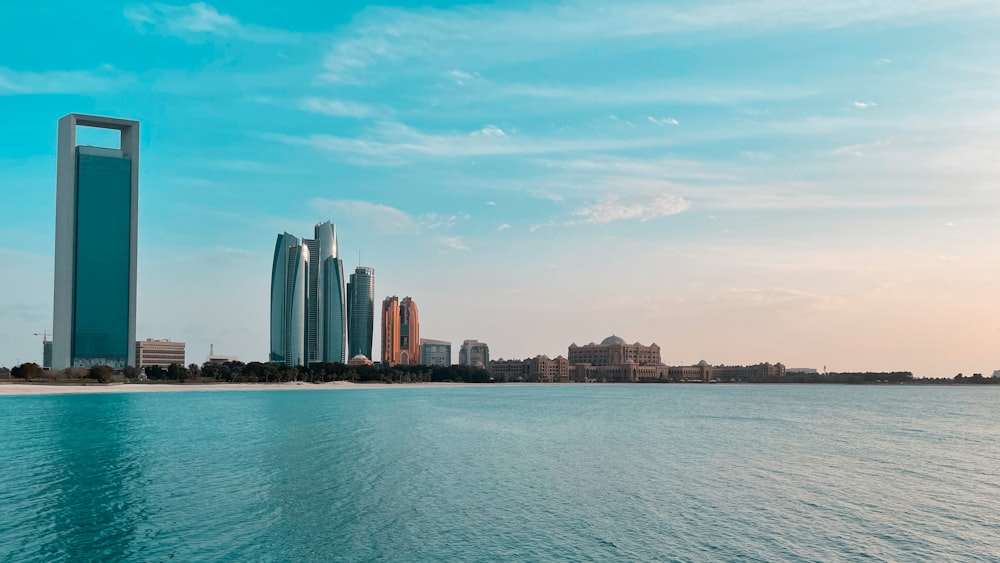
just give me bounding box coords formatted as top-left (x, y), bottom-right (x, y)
top-left (3, 1), bottom-right (1000, 376)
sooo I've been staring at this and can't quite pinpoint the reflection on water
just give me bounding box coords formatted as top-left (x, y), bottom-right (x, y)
top-left (1, 386), bottom-right (999, 561)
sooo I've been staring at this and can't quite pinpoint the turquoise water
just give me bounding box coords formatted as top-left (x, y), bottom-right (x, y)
top-left (1, 385), bottom-right (998, 562)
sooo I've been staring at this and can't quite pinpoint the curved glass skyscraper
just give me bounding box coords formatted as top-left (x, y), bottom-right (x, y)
top-left (270, 222), bottom-right (347, 366)
top-left (347, 266), bottom-right (375, 360)
top-left (270, 233), bottom-right (308, 366)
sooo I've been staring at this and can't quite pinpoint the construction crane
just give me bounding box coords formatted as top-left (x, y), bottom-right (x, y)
top-left (33, 330), bottom-right (50, 342)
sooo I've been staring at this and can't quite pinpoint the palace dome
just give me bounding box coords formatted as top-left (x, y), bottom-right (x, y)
top-left (600, 335), bottom-right (627, 346)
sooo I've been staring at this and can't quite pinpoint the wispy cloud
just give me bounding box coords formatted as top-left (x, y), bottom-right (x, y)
top-left (648, 116), bottom-right (680, 126)
top-left (0, 66), bottom-right (128, 95)
top-left (275, 121), bottom-right (676, 165)
top-left (320, 0), bottom-right (998, 83)
top-left (299, 97), bottom-right (380, 118)
top-left (497, 223), bottom-right (510, 232)
top-left (125, 2), bottom-right (300, 43)
top-left (310, 199), bottom-right (418, 234)
top-left (573, 194), bottom-right (692, 224)
top-left (437, 236), bottom-right (468, 251)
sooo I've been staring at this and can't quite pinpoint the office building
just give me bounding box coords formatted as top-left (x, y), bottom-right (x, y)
top-left (270, 222), bottom-right (348, 366)
top-left (136, 339), bottom-right (186, 368)
top-left (459, 339), bottom-right (490, 367)
top-left (52, 114), bottom-right (139, 370)
top-left (270, 233), bottom-right (308, 366)
top-left (42, 341), bottom-right (52, 370)
top-left (304, 222), bottom-right (346, 364)
top-left (420, 338), bottom-right (451, 366)
top-left (381, 296), bottom-right (420, 366)
top-left (347, 266), bottom-right (375, 360)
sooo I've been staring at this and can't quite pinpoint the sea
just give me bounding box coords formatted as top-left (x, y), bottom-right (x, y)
top-left (0, 384), bottom-right (998, 562)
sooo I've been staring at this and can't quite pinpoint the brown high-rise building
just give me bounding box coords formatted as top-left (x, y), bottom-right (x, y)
top-left (381, 296), bottom-right (420, 366)
top-left (381, 296), bottom-right (399, 365)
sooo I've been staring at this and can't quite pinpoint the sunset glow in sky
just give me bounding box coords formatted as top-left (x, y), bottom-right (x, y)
top-left (3, 1), bottom-right (1000, 376)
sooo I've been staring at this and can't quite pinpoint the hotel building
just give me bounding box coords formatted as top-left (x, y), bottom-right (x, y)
top-left (381, 296), bottom-right (420, 366)
top-left (568, 335), bottom-right (661, 366)
top-left (52, 114), bottom-right (139, 370)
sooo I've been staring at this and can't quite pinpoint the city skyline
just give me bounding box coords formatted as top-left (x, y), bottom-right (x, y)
top-left (4, 1), bottom-right (1000, 376)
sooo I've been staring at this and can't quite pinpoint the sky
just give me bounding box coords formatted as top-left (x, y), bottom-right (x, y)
top-left (2, 1), bottom-right (1000, 377)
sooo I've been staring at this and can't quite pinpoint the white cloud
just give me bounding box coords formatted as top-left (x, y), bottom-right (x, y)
top-left (320, 0), bottom-right (999, 83)
top-left (125, 2), bottom-right (299, 43)
top-left (310, 198), bottom-right (418, 234)
top-left (437, 236), bottom-right (468, 251)
top-left (497, 223), bottom-right (510, 231)
top-left (573, 194), bottom-right (692, 224)
top-left (486, 201), bottom-right (497, 206)
top-left (274, 121), bottom-right (677, 165)
top-left (471, 125), bottom-right (507, 138)
top-left (648, 116), bottom-right (680, 126)
top-left (0, 66), bottom-right (128, 95)
top-left (853, 101), bottom-right (877, 109)
top-left (299, 97), bottom-right (378, 118)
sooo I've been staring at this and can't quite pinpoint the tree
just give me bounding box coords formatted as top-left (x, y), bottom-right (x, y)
top-left (146, 365), bottom-right (166, 380)
top-left (167, 363), bottom-right (190, 382)
top-left (188, 363), bottom-right (201, 380)
top-left (122, 366), bottom-right (139, 380)
top-left (12, 363), bottom-right (43, 380)
top-left (89, 365), bottom-right (113, 383)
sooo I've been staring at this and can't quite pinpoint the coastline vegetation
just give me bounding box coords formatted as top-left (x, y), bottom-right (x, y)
top-left (2, 362), bottom-right (998, 385)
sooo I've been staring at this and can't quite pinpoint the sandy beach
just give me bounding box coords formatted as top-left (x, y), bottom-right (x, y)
top-left (0, 381), bottom-right (473, 397)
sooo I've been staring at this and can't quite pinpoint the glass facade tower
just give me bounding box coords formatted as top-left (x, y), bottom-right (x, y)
top-left (347, 266), bottom-right (375, 360)
top-left (271, 222), bottom-right (346, 366)
top-left (52, 114), bottom-right (139, 370)
top-left (270, 233), bottom-right (308, 366)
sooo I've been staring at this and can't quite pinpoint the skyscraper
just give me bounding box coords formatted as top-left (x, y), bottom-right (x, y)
top-left (381, 296), bottom-right (400, 366)
top-left (270, 222), bottom-right (347, 366)
top-left (347, 266), bottom-right (375, 360)
top-left (305, 222), bottom-right (346, 364)
top-left (381, 296), bottom-right (420, 366)
top-left (52, 114), bottom-right (139, 370)
top-left (270, 233), bottom-right (308, 366)
top-left (399, 297), bottom-right (420, 365)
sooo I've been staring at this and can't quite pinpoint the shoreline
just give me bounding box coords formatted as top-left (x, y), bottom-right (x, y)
top-left (0, 381), bottom-right (477, 397)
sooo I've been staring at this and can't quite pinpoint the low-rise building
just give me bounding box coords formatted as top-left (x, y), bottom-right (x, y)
top-left (459, 339), bottom-right (490, 368)
top-left (136, 339), bottom-right (186, 369)
top-left (420, 338), bottom-right (452, 366)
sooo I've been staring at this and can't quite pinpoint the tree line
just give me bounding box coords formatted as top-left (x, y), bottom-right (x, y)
top-left (3, 361), bottom-right (491, 384)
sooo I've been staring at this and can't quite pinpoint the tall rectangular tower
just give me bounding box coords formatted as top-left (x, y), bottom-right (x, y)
top-left (381, 296), bottom-right (399, 366)
top-left (347, 266), bottom-right (375, 360)
top-left (52, 114), bottom-right (139, 370)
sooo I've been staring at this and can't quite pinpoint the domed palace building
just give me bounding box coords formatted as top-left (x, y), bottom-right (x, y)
top-left (567, 336), bottom-right (667, 382)
top-left (568, 335), bottom-right (661, 367)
